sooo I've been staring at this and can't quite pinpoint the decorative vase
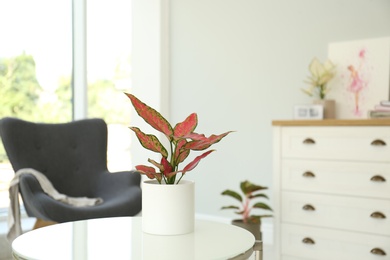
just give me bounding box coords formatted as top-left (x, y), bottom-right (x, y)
top-left (142, 179), bottom-right (195, 235)
top-left (313, 99), bottom-right (336, 119)
top-left (232, 219), bottom-right (262, 240)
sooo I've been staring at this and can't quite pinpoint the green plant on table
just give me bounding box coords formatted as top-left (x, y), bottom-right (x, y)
top-left (301, 57), bottom-right (335, 100)
top-left (125, 93), bottom-right (233, 185)
top-left (221, 180), bottom-right (273, 224)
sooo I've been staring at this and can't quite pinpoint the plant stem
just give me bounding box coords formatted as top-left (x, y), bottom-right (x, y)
top-left (243, 196), bottom-right (250, 223)
top-left (319, 84), bottom-right (325, 99)
top-left (176, 174), bottom-right (184, 184)
top-left (166, 140), bottom-right (176, 184)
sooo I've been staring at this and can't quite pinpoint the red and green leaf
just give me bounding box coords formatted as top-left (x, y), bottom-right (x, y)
top-left (130, 127), bottom-right (168, 158)
top-left (126, 93), bottom-right (234, 184)
top-left (184, 140), bottom-right (211, 151)
top-left (184, 131), bottom-right (234, 151)
top-left (147, 158), bottom-right (164, 172)
top-left (175, 139), bottom-right (190, 164)
top-left (160, 157), bottom-right (173, 177)
top-left (173, 113), bottom-right (198, 138)
top-left (135, 165), bottom-right (162, 182)
top-left (181, 150), bottom-right (215, 174)
top-left (125, 93), bottom-right (173, 140)
top-left (164, 170), bottom-right (178, 179)
top-left (185, 132), bottom-right (208, 141)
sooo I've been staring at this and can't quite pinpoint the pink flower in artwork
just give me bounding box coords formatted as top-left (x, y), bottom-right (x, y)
top-left (359, 49), bottom-right (366, 58)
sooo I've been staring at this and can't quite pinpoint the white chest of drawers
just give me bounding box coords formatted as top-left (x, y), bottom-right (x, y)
top-left (273, 119), bottom-right (390, 260)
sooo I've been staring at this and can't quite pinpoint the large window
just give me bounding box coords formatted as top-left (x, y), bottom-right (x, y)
top-left (0, 0), bottom-right (133, 211)
top-left (86, 0), bottom-right (133, 172)
top-left (0, 1), bottom-right (73, 123)
top-left (0, 0), bottom-right (73, 210)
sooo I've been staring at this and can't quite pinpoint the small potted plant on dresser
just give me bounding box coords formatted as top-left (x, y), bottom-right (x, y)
top-left (301, 57), bottom-right (336, 119)
top-left (221, 180), bottom-right (273, 240)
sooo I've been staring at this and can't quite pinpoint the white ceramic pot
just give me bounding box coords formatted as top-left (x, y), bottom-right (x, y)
top-left (142, 179), bottom-right (195, 235)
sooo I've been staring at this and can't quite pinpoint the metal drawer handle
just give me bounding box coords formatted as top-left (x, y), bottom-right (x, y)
top-left (302, 237), bottom-right (315, 244)
top-left (302, 204), bottom-right (315, 211)
top-left (371, 175), bottom-right (386, 182)
top-left (303, 171), bottom-right (315, 178)
top-left (371, 139), bottom-right (386, 146)
top-left (371, 248), bottom-right (386, 256)
top-left (370, 212), bottom-right (386, 219)
top-left (303, 138), bottom-right (315, 144)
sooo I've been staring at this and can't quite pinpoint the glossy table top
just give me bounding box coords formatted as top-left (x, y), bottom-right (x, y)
top-left (12, 217), bottom-right (255, 260)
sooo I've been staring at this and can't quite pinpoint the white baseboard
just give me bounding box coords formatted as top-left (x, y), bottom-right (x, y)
top-left (195, 213), bottom-right (273, 245)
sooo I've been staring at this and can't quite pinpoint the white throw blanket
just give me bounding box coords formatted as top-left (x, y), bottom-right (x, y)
top-left (8, 168), bottom-right (103, 242)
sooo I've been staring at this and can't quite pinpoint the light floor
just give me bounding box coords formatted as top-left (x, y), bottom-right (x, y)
top-left (235, 243), bottom-right (275, 260)
top-left (254, 244), bottom-right (275, 259)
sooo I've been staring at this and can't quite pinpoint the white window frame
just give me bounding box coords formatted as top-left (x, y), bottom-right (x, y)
top-left (73, 0), bottom-right (88, 120)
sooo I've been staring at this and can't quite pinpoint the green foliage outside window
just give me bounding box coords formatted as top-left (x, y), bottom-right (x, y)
top-left (0, 53), bottom-right (42, 121)
top-left (0, 53), bottom-right (131, 162)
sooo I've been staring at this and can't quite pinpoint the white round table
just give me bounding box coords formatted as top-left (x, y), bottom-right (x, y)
top-left (12, 217), bottom-right (255, 260)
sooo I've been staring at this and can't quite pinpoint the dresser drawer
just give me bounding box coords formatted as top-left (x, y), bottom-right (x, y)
top-left (281, 223), bottom-right (390, 260)
top-left (282, 191), bottom-right (390, 236)
top-left (281, 159), bottom-right (390, 198)
top-left (281, 126), bottom-right (390, 162)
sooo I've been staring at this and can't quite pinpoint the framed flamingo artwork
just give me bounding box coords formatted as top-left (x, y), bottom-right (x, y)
top-left (326, 37), bottom-right (390, 119)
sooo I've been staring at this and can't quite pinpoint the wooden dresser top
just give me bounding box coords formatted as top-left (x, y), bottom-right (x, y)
top-left (272, 119), bottom-right (390, 126)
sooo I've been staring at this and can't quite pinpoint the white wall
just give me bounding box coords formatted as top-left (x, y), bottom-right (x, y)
top-left (132, 0), bottom-right (170, 167)
top-left (167, 0), bottom-right (390, 225)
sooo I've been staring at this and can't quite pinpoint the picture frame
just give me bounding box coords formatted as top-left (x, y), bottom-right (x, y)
top-left (294, 104), bottom-right (324, 120)
top-left (326, 37), bottom-right (390, 119)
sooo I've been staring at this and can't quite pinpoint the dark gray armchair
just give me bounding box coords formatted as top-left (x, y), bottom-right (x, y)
top-left (0, 117), bottom-right (142, 226)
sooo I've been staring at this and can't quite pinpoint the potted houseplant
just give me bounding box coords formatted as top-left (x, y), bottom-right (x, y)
top-left (301, 57), bottom-right (336, 118)
top-left (125, 93), bottom-right (232, 185)
top-left (221, 180), bottom-right (272, 240)
top-left (125, 93), bottom-right (232, 235)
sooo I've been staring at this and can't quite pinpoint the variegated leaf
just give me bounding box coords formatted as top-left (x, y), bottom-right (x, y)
top-left (185, 132), bottom-right (207, 141)
top-left (160, 157), bottom-right (173, 177)
top-left (173, 113), bottom-right (198, 138)
top-left (147, 158), bottom-right (164, 172)
top-left (181, 150), bottom-right (215, 174)
top-left (177, 149), bottom-right (190, 164)
top-left (135, 165), bottom-right (160, 181)
top-left (175, 139), bottom-right (190, 163)
top-left (184, 140), bottom-right (211, 151)
top-left (125, 93), bottom-right (173, 140)
top-left (184, 131), bottom-right (233, 151)
top-left (164, 170), bottom-right (178, 179)
top-left (130, 127), bottom-right (168, 158)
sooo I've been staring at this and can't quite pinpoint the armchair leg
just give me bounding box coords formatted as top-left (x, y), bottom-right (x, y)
top-left (33, 219), bottom-right (57, 230)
